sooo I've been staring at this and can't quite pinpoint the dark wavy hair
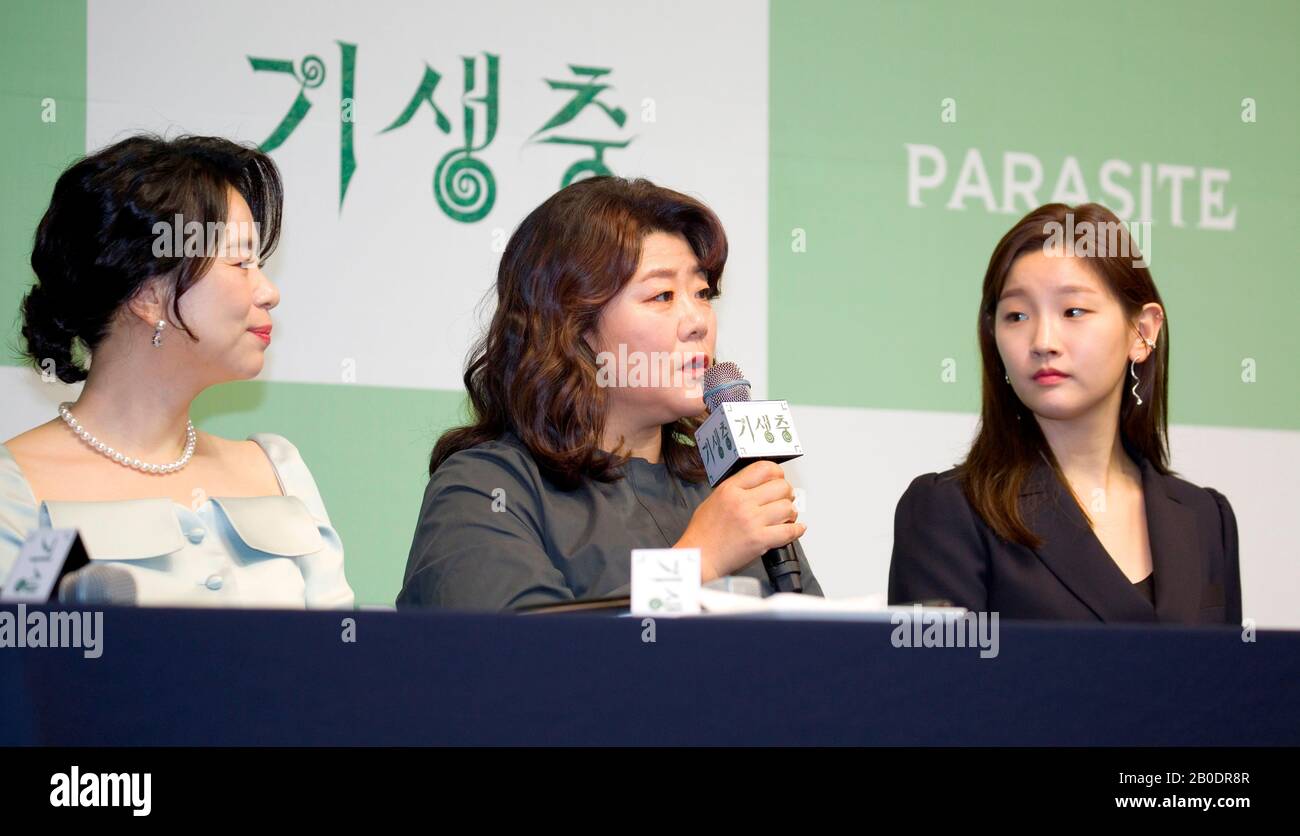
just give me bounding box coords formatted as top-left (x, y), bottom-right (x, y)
top-left (430, 176), bottom-right (728, 488)
top-left (960, 202), bottom-right (1170, 548)
top-left (20, 134), bottom-right (283, 383)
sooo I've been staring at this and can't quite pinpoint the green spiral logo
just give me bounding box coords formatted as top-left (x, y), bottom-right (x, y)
top-left (298, 55), bottom-right (325, 89)
top-left (434, 151), bottom-right (495, 223)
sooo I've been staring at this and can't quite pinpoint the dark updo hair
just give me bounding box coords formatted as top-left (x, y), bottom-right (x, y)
top-left (21, 134), bottom-right (283, 383)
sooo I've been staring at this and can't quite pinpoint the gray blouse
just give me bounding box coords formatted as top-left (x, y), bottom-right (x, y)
top-left (398, 433), bottom-right (822, 610)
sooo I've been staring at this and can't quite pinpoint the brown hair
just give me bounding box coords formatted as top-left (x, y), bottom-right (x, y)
top-left (960, 202), bottom-right (1170, 547)
top-left (429, 176), bottom-right (728, 488)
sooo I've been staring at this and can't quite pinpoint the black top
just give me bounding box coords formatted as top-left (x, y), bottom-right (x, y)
top-left (1133, 572), bottom-right (1155, 605)
top-left (399, 433), bottom-right (822, 611)
top-left (887, 449), bottom-right (1241, 625)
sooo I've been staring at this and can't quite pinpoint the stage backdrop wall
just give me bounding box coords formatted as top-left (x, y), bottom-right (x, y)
top-left (2, 0), bottom-right (1296, 625)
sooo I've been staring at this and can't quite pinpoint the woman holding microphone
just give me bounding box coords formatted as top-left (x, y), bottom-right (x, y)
top-left (889, 202), bottom-right (1239, 624)
top-left (399, 177), bottom-right (820, 610)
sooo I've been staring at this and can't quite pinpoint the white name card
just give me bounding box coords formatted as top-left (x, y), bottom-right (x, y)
top-left (631, 548), bottom-right (701, 616)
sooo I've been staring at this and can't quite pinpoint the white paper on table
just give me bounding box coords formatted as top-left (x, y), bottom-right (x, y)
top-left (697, 588), bottom-right (967, 621)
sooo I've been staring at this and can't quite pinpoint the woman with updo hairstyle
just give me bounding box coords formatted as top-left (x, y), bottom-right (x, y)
top-left (0, 135), bottom-right (353, 608)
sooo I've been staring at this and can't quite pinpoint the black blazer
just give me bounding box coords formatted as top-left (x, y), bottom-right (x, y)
top-left (887, 454), bottom-right (1241, 625)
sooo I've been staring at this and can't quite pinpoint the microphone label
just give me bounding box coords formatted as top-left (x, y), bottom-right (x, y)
top-left (695, 401), bottom-right (804, 487)
top-left (1, 528), bottom-right (89, 604)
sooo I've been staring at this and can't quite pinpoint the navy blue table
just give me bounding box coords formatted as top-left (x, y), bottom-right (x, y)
top-left (2, 605), bottom-right (1296, 746)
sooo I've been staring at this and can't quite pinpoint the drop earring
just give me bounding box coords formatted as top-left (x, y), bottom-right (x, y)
top-left (151, 319), bottom-right (166, 348)
top-left (1130, 336), bottom-right (1156, 405)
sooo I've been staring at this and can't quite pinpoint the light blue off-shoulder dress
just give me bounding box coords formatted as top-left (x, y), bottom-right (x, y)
top-left (0, 433), bottom-right (354, 609)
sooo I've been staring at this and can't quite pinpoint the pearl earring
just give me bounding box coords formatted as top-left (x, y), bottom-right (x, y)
top-left (151, 319), bottom-right (166, 348)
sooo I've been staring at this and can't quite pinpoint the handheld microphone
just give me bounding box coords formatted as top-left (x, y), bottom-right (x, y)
top-left (57, 564), bottom-right (138, 606)
top-left (696, 362), bottom-right (805, 593)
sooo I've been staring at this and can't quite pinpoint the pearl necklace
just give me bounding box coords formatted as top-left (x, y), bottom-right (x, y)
top-left (58, 402), bottom-right (196, 474)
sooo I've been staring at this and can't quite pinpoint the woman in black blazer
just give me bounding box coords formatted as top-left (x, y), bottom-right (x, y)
top-left (888, 203), bottom-right (1241, 625)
